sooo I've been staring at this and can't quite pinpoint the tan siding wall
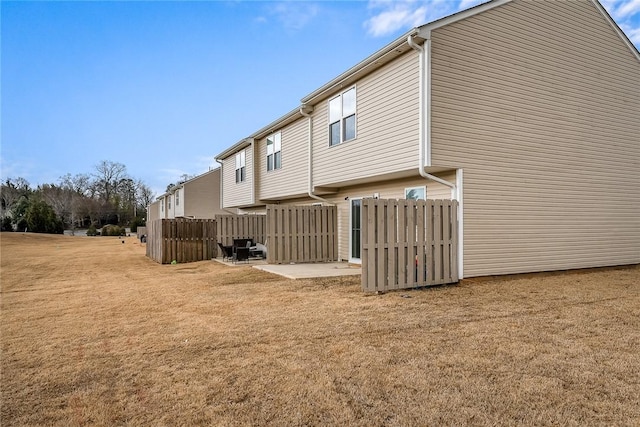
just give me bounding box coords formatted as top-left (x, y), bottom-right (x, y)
top-left (321, 173), bottom-right (455, 261)
top-left (312, 50), bottom-right (420, 187)
top-left (257, 118), bottom-right (309, 200)
top-left (221, 147), bottom-right (254, 208)
top-left (148, 200), bottom-right (160, 222)
top-left (183, 169), bottom-right (225, 218)
top-left (430, 0), bottom-right (640, 277)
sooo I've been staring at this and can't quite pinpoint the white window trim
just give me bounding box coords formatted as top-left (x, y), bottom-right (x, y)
top-left (266, 131), bottom-right (282, 172)
top-left (329, 86), bottom-right (357, 147)
top-left (405, 186), bottom-right (427, 201)
top-left (235, 151), bottom-right (246, 183)
top-left (349, 197), bottom-right (363, 264)
top-left (175, 189), bottom-right (180, 206)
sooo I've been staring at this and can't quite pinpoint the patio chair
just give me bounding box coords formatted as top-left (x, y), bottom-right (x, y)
top-left (217, 242), bottom-right (234, 261)
top-left (233, 246), bottom-right (250, 263)
top-left (249, 242), bottom-right (267, 259)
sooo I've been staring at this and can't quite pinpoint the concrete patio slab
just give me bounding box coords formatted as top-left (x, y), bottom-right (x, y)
top-left (253, 262), bottom-right (361, 279)
top-left (212, 258), bottom-right (361, 279)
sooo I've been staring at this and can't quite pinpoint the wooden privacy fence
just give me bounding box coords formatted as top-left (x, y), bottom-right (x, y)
top-left (361, 199), bottom-right (459, 292)
top-left (266, 205), bottom-right (338, 264)
top-left (136, 226), bottom-right (147, 239)
top-left (146, 218), bottom-right (217, 264)
top-left (216, 214), bottom-right (266, 246)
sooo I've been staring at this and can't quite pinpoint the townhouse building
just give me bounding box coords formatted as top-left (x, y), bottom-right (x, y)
top-left (215, 0), bottom-right (640, 278)
top-left (148, 168), bottom-right (226, 221)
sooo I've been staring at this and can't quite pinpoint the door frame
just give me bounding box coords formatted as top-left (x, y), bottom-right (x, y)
top-left (349, 197), bottom-right (363, 264)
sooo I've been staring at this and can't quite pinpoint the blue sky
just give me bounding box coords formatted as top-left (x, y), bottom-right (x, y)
top-left (2, 0), bottom-right (639, 197)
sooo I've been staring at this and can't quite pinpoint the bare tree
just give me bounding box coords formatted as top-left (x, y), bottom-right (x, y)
top-left (39, 184), bottom-right (73, 227)
top-left (59, 173), bottom-right (91, 196)
top-left (93, 160), bottom-right (128, 204)
top-left (136, 180), bottom-right (155, 217)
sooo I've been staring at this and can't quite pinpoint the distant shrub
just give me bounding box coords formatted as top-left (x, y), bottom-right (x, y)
top-left (1, 216), bottom-right (13, 231)
top-left (16, 218), bottom-right (28, 232)
top-left (130, 216), bottom-right (145, 233)
top-left (87, 224), bottom-right (98, 236)
top-left (101, 224), bottom-right (125, 237)
top-left (23, 200), bottom-right (64, 234)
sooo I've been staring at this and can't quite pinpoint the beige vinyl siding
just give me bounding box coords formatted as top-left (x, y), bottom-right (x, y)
top-left (183, 169), bottom-right (224, 218)
top-left (322, 172), bottom-right (456, 261)
top-left (221, 148), bottom-right (254, 208)
top-left (313, 50), bottom-right (419, 187)
top-left (148, 200), bottom-right (160, 221)
top-left (430, 0), bottom-right (640, 277)
top-left (257, 118), bottom-right (309, 200)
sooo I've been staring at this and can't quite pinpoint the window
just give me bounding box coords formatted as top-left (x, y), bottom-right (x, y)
top-left (175, 189), bottom-right (180, 206)
top-left (161, 200), bottom-right (164, 212)
top-left (329, 87), bottom-right (356, 146)
top-left (267, 132), bottom-right (282, 171)
top-left (405, 186), bottom-right (426, 201)
top-left (168, 196), bottom-right (171, 210)
top-left (235, 151), bottom-right (246, 183)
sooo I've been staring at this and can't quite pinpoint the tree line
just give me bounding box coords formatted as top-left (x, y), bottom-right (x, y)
top-left (1, 160), bottom-right (155, 234)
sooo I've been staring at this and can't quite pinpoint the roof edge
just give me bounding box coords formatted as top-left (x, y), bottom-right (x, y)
top-left (170, 167), bottom-right (220, 192)
top-left (589, 0), bottom-right (640, 62)
top-left (417, 0), bottom-right (512, 36)
top-left (214, 107), bottom-right (303, 160)
top-left (301, 27), bottom-right (420, 105)
top-left (249, 107), bottom-right (302, 140)
top-left (214, 138), bottom-right (252, 161)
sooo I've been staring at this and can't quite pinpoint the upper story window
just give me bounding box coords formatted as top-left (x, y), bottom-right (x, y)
top-left (329, 87), bottom-right (356, 146)
top-left (235, 151), bottom-right (246, 183)
top-left (267, 132), bottom-right (282, 171)
top-left (175, 189), bottom-right (180, 206)
top-left (161, 200), bottom-right (164, 212)
top-left (168, 196), bottom-right (171, 210)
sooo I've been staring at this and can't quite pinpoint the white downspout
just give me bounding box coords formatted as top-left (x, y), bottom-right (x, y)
top-left (407, 34), bottom-right (456, 198)
top-left (247, 138), bottom-right (256, 206)
top-left (409, 34), bottom-right (463, 279)
top-left (300, 105), bottom-right (334, 205)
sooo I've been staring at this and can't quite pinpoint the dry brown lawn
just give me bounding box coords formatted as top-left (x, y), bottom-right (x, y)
top-left (1, 233), bottom-right (639, 426)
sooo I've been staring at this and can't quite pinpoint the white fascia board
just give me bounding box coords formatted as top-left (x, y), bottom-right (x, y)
top-left (589, 0), bottom-right (640, 62)
top-left (177, 168), bottom-right (220, 188)
top-left (214, 138), bottom-right (252, 161)
top-left (301, 28), bottom-right (421, 106)
top-left (214, 108), bottom-right (301, 162)
top-left (249, 107), bottom-right (302, 141)
top-left (417, 0), bottom-right (512, 38)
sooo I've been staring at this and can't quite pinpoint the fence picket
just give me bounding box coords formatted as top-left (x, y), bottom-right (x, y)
top-left (361, 199), bottom-right (459, 292)
top-left (264, 205), bottom-right (338, 264)
top-left (145, 218), bottom-right (217, 264)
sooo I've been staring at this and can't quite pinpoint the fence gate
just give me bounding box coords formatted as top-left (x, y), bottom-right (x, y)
top-left (266, 204), bottom-right (337, 264)
top-left (361, 199), bottom-right (459, 292)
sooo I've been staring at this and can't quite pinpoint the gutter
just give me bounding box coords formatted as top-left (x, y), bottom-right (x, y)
top-left (407, 34), bottom-right (456, 198)
top-left (408, 34), bottom-right (463, 278)
top-left (248, 138), bottom-right (256, 206)
top-left (300, 104), bottom-right (333, 205)
top-left (302, 28), bottom-right (421, 106)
